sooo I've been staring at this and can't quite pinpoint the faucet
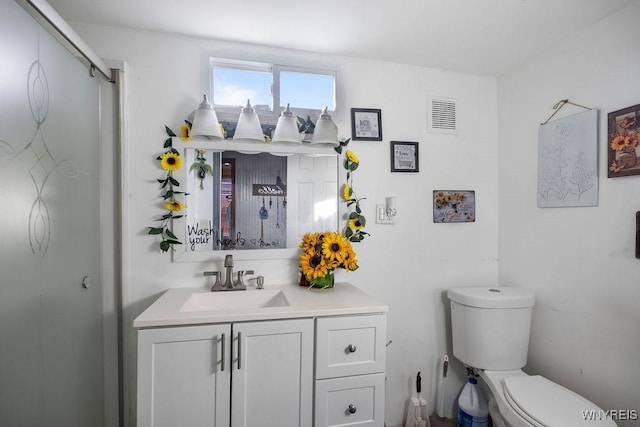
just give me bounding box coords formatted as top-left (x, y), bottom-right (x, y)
top-left (223, 254), bottom-right (235, 289)
top-left (204, 254), bottom-right (255, 291)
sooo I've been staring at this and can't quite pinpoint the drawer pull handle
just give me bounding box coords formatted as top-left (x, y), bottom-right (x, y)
top-left (348, 404), bottom-right (357, 414)
top-left (347, 344), bottom-right (357, 353)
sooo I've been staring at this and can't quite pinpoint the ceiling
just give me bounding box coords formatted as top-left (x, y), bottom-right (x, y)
top-left (46, 0), bottom-right (634, 77)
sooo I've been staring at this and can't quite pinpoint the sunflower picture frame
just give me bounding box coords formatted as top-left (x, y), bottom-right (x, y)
top-left (608, 103), bottom-right (640, 178)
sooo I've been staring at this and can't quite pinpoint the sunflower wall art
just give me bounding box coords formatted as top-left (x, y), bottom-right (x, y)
top-left (433, 191), bottom-right (475, 223)
top-left (608, 103), bottom-right (640, 178)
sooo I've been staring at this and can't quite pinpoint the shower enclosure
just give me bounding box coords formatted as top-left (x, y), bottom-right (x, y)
top-left (0, 0), bottom-right (120, 425)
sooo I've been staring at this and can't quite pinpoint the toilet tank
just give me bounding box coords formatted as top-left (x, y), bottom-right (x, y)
top-left (448, 287), bottom-right (535, 370)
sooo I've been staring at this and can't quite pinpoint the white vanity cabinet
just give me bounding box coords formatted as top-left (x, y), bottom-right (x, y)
top-left (137, 318), bottom-right (313, 427)
top-left (134, 283), bottom-right (389, 427)
top-left (314, 314), bottom-right (387, 427)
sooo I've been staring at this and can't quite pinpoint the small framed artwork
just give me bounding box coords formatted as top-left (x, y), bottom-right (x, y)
top-left (608, 103), bottom-right (640, 178)
top-left (351, 108), bottom-right (382, 141)
top-left (390, 141), bottom-right (419, 172)
top-left (433, 191), bottom-right (476, 223)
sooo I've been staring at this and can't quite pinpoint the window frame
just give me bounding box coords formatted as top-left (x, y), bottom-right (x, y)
top-left (208, 57), bottom-right (337, 123)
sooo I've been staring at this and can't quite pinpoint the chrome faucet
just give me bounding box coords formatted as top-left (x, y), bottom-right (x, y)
top-left (204, 254), bottom-right (255, 291)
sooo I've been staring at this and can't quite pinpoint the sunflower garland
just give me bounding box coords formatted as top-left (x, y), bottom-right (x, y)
top-left (148, 125), bottom-right (188, 252)
top-left (299, 231), bottom-right (358, 288)
top-left (335, 138), bottom-right (369, 242)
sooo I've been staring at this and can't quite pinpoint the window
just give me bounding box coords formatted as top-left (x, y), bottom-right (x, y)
top-left (278, 69), bottom-right (335, 111)
top-left (209, 58), bottom-right (336, 119)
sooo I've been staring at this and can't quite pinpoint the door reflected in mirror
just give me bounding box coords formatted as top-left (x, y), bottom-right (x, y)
top-left (182, 149), bottom-right (338, 253)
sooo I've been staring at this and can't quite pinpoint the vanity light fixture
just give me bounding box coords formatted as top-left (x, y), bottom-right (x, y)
top-left (376, 196), bottom-right (397, 224)
top-left (271, 103), bottom-right (302, 145)
top-left (310, 106), bottom-right (338, 147)
top-left (190, 95), bottom-right (224, 140)
top-left (233, 99), bottom-right (265, 142)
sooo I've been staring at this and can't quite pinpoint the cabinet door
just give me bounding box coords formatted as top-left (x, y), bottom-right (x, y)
top-left (137, 324), bottom-right (231, 427)
top-left (231, 318), bottom-right (314, 427)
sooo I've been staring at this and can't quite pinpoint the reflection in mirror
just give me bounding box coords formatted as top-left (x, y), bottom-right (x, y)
top-left (183, 149), bottom-right (338, 253)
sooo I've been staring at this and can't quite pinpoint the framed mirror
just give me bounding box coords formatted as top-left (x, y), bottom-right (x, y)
top-left (172, 143), bottom-right (339, 262)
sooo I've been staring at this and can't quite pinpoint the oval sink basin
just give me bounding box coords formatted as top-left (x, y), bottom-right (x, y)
top-left (179, 290), bottom-right (290, 312)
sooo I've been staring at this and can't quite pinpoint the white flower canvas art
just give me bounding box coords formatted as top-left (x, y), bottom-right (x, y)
top-left (538, 109), bottom-right (598, 208)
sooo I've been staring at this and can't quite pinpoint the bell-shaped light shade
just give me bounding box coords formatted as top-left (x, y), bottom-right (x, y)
top-left (310, 107), bottom-right (338, 146)
top-left (233, 100), bottom-right (265, 142)
top-left (271, 103), bottom-right (302, 145)
top-left (190, 95), bottom-right (224, 140)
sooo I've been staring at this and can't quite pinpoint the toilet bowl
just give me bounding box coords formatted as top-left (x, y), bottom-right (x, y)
top-left (448, 287), bottom-right (617, 427)
top-left (479, 369), bottom-right (616, 427)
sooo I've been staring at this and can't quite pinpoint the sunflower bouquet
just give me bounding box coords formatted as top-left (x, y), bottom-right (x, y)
top-left (299, 231), bottom-right (358, 288)
top-left (148, 125), bottom-right (188, 252)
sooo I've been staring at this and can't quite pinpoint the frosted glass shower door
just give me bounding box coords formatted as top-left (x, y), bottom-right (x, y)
top-left (0, 1), bottom-right (107, 425)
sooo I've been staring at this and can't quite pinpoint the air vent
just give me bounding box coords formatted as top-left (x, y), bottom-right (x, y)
top-left (428, 97), bottom-right (457, 134)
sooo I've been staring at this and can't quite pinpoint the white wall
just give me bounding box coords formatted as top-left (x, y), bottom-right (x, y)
top-left (73, 23), bottom-right (499, 426)
top-left (497, 2), bottom-right (640, 425)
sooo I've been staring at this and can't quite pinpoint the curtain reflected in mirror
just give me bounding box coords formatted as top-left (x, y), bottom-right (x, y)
top-left (183, 150), bottom-right (338, 252)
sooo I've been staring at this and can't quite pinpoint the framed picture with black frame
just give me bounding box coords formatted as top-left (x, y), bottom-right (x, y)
top-left (351, 108), bottom-right (382, 141)
top-left (390, 141), bottom-right (419, 172)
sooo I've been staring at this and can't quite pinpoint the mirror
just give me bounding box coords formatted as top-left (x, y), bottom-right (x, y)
top-left (173, 147), bottom-right (338, 261)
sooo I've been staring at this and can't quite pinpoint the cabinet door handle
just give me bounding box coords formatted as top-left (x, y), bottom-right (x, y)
top-left (347, 344), bottom-right (357, 353)
top-left (220, 333), bottom-right (226, 372)
top-left (347, 404), bottom-right (357, 414)
top-left (237, 332), bottom-right (241, 370)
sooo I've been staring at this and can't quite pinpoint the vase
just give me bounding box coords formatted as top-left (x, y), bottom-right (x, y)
top-left (618, 148), bottom-right (637, 169)
top-left (299, 272), bottom-right (335, 289)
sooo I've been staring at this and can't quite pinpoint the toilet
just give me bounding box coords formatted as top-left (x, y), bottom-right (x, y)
top-left (448, 286), bottom-right (616, 427)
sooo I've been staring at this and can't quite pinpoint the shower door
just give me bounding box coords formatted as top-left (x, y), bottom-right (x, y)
top-left (0, 1), bottom-right (111, 425)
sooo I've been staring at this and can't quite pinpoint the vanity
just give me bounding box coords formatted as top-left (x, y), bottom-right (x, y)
top-left (134, 283), bottom-right (388, 427)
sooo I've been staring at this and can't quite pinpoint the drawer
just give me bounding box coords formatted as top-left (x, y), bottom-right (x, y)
top-left (315, 373), bottom-right (385, 427)
top-left (315, 314), bottom-right (386, 379)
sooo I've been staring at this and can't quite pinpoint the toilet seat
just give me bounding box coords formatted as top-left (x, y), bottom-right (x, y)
top-left (502, 375), bottom-right (609, 426)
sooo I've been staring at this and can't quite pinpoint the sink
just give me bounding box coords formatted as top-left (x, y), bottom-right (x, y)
top-left (180, 290), bottom-right (290, 312)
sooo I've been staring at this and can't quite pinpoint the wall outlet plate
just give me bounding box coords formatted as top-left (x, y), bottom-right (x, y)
top-left (376, 204), bottom-right (394, 224)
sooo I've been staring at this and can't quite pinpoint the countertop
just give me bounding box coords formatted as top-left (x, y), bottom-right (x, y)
top-left (133, 282), bottom-right (389, 328)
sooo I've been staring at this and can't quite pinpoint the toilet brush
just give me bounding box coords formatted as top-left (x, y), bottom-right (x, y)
top-left (405, 372), bottom-right (430, 427)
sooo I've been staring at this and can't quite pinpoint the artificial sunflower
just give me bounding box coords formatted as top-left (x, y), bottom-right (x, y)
top-left (343, 248), bottom-right (358, 271)
top-left (322, 233), bottom-right (349, 263)
top-left (349, 217), bottom-right (365, 230)
top-left (180, 123), bottom-right (190, 142)
top-left (342, 183), bottom-right (352, 201)
top-left (345, 150), bottom-right (359, 163)
top-left (160, 151), bottom-right (183, 171)
top-left (300, 251), bottom-right (331, 280)
top-left (164, 200), bottom-right (186, 211)
top-left (299, 232), bottom-right (324, 252)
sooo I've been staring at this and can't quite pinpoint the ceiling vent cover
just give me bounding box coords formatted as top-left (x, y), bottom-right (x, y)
top-left (428, 96), bottom-right (457, 134)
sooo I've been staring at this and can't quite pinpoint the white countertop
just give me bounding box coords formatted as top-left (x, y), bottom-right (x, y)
top-left (133, 282), bottom-right (389, 328)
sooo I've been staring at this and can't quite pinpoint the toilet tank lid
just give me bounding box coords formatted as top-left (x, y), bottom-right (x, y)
top-left (448, 287), bottom-right (535, 308)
